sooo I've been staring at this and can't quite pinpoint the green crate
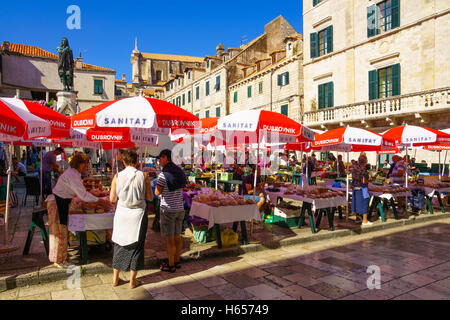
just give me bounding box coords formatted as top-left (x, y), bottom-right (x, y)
top-left (220, 172), bottom-right (233, 181)
top-left (264, 214), bottom-right (299, 228)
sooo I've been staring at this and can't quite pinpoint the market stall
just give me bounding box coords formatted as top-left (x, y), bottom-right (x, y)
top-left (265, 183), bottom-right (346, 232)
top-left (189, 192), bottom-right (259, 248)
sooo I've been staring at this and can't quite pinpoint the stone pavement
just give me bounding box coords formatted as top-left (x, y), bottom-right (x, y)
top-left (1, 219), bottom-right (450, 300)
top-left (1, 182), bottom-right (450, 299)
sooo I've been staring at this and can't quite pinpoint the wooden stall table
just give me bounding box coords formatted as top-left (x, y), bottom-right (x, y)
top-left (68, 212), bottom-right (115, 265)
top-left (265, 188), bottom-right (347, 232)
top-left (189, 202), bottom-right (260, 248)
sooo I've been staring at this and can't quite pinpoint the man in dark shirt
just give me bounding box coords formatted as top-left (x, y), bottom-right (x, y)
top-left (242, 165), bottom-right (266, 212)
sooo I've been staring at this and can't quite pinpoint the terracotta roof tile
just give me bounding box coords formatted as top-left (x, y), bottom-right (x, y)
top-left (1, 41), bottom-right (115, 72)
top-left (141, 53), bottom-right (204, 63)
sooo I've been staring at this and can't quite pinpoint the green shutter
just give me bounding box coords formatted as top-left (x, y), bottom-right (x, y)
top-left (216, 107), bottom-right (221, 117)
top-left (285, 72), bottom-right (290, 85)
top-left (216, 76), bottom-right (220, 91)
top-left (206, 81), bottom-right (209, 96)
top-left (248, 86), bottom-right (252, 98)
top-left (369, 70), bottom-right (378, 100)
top-left (391, 0), bottom-right (400, 29)
top-left (313, 0), bottom-right (318, 6)
top-left (182, 94), bottom-right (185, 105)
top-left (196, 87), bottom-right (199, 99)
top-left (233, 91), bottom-right (238, 103)
top-left (259, 82), bottom-right (263, 94)
top-left (205, 110), bottom-right (209, 118)
top-left (281, 105), bottom-right (288, 116)
top-left (367, 5), bottom-right (378, 37)
top-left (318, 84), bottom-right (324, 109)
top-left (310, 33), bottom-right (318, 58)
top-left (326, 26), bottom-right (333, 53)
top-left (327, 82), bottom-right (334, 107)
top-left (188, 91), bottom-right (191, 103)
top-left (277, 74), bottom-right (282, 86)
top-left (392, 64), bottom-right (401, 96)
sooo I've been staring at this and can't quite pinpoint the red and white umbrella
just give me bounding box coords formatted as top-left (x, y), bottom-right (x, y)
top-left (217, 110), bottom-right (314, 145)
top-left (71, 96), bottom-right (199, 131)
top-left (312, 126), bottom-right (395, 152)
top-left (0, 98), bottom-right (52, 140)
top-left (382, 125), bottom-right (450, 147)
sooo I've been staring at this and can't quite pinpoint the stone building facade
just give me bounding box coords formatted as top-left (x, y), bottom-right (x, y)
top-left (302, 0), bottom-right (450, 164)
top-left (129, 39), bottom-right (204, 96)
top-left (162, 16), bottom-right (302, 121)
top-left (0, 41), bottom-right (116, 114)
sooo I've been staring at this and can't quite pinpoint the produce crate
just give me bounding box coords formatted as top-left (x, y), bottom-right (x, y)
top-left (265, 207), bottom-right (301, 228)
top-left (220, 172), bottom-right (233, 181)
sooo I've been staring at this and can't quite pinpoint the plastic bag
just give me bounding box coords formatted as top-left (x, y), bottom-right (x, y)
top-left (220, 228), bottom-right (238, 247)
top-left (193, 224), bottom-right (210, 244)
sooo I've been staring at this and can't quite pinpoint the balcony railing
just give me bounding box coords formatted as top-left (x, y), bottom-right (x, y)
top-left (304, 87), bottom-right (450, 127)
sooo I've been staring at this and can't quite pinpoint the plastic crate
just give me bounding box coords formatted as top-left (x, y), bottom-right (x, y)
top-left (220, 172), bottom-right (233, 181)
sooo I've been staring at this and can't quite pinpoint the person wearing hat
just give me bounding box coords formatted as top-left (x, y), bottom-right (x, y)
top-left (154, 149), bottom-right (187, 273)
top-left (42, 147), bottom-right (64, 199)
top-left (242, 164), bottom-right (267, 212)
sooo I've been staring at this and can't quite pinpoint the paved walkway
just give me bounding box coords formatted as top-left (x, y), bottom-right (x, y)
top-left (1, 219), bottom-right (450, 300)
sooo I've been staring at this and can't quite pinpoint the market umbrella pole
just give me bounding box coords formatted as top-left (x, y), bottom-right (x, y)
top-left (439, 151), bottom-right (441, 181)
top-left (300, 150), bottom-right (303, 186)
top-left (3, 144), bottom-right (12, 245)
top-left (442, 150), bottom-right (448, 178)
top-left (346, 151), bottom-right (350, 218)
top-left (40, 148), bottom-right (43, 203)
top-left (214, 150), bottom-right (218, 190)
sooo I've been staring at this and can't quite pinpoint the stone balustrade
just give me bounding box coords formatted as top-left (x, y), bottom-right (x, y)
top-left (304, 87), bottom-right (450, 127)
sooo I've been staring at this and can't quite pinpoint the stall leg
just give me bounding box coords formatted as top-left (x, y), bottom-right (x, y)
top-left (390, 198), bottom-right (399, 220)
top-left (327, 208), bottom-right (335, 231)
top-left (214, 224), bottom-right (222, 249)
top-left (315, 209), bottom-right (323, 229)
top-left (377, 200), bottom-right (386, 222)
top-left (240, 221), bottom-right (248, 245)
top-left (338, 206), bottom-right (343, 220)
top-left (426, 196), bottom-right (434, 214)
top-left (232, 222), bottom-right (239, 233)
top-left (435, 192), bottom-right (445, 213)
top-left (297, 204), bottom-right (307, 229)
top-left (79, 231), bottom-right (89, 265)
top-left (368, 196), bottom-right (378, 220)
top-left (306, 204), bottom-right (317, 234)
top-left (22, 226), bottom-right (36, 255)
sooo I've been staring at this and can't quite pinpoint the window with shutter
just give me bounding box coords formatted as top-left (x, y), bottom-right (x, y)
top-left (216, 107), bottom-right (221, 117)
top-left (234, 91), bottom-right (238, 103)
top-left (206, 81), bottom-right (210, 96)
top-left (369, 70), bottom-right (378, 100)
top-left (367, 5), bottom-right (378, 37)
top-left (285, 72), bottom-right (290, 85)
top-left (259, 82), bottom-right (263, 94)
top-left (188, 91), bottom-right (191, 103)
top-left (391, 0), bottom-right (400, 29)
top-left (94, 79), bottom-right (103, 94)
top-left (327, 82), bottom-right (334, 107)
top-left (205, 110), bottom-right (210, 118)
top-left (281, 105), bottom-right (288, 116)
top-left (326, 26), bottom-right (333, 53)
top-left (196, 87), bottom-right (199, 100)
top-left (318, 28), bottom-right (328, 56)
top-left (318, 84), bottom-right (324, 109)
top-left (248, 86), bottom-right (252, 98)
top-left (277, 74), bottom-right (282, 86)
top-left (392, 63), bottom-right (401, 96)
top-left (310, 33), bottom-right (318, 58)
top-left (215, 76), bottom-right (220, 91)
top-left (182, 94), bottom-right (185, 105)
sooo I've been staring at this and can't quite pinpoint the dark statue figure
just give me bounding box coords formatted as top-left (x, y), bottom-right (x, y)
top-left (57, 37), bottom-right (74, 91)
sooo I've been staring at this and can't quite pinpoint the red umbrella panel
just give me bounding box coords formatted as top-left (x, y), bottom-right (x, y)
top-left (382, 125), bottom-right (450, 147)
top-left (71, 96), bottom-right (200, 131)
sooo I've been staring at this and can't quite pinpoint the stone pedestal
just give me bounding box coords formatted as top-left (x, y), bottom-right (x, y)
top-left (56, 91), bottom-right (78, 116)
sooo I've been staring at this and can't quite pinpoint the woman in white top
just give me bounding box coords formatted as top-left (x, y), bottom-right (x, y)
top-left (47, 153), bottom-right (107, 269)
top-left (110, 149), bottom-right (153, 289)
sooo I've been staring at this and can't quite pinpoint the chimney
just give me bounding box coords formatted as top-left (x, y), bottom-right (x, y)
top-left (216, 43), bottom-right (225, 58)
top-left (75, 52), bottom-right (83, 69)
top-left (122, 73), bottom-right (126, 82)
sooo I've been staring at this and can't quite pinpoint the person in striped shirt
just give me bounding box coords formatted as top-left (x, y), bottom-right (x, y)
top-left (155, 149), bottom-right (186, 273)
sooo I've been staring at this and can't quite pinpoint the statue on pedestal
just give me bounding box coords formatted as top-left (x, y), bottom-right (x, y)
top-left (57, 37), bottom-right (74, 91)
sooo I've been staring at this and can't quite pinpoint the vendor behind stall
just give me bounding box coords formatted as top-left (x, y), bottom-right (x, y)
top-left (242, 164), bottom-right (266, 212)
top-left (46, 153), bottom-right (107, 269)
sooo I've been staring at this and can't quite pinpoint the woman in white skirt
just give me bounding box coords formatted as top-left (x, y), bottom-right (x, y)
top-left (110, 150), bottom-right (153, 289)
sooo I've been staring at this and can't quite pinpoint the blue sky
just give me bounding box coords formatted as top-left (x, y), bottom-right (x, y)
top-left (1, 0), bottom-right (303, 83)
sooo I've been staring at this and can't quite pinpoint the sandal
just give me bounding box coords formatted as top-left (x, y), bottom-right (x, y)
top-left (130, 279), bottom-right (142, 289)
top-left (174, 261), bottom-right (181, 269)
top-left (160, 262), bottom-right (176, 273)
